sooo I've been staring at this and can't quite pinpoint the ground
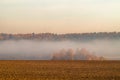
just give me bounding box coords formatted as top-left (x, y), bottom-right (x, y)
top-left (0, 60), bottom-right (120, 80)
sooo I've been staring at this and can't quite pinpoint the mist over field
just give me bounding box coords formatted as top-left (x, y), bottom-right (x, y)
top-left (0, 39), bottom-right (120, 60)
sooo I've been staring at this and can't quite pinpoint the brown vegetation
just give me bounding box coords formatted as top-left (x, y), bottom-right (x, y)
top-left (0, 60), bottom-right (120, 80)
top-left (52, 48), bottom-right (105, 60)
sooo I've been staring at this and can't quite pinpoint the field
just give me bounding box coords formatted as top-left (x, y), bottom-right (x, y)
top-left (0, 61), bottom-right (120, 80)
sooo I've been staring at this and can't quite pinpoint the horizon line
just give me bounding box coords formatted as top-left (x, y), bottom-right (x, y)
top-left (0, 31), bottom-right (120, 35)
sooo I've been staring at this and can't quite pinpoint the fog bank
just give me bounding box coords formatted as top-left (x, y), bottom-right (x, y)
top-left (0, 40), bottom-right (120, 60)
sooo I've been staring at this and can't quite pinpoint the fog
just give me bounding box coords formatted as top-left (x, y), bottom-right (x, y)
top-left (0, 40), bottom-right (120, 60)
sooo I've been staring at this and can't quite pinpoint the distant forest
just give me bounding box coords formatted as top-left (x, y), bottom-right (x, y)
top-left (0, 32), bottom-right (120, 41)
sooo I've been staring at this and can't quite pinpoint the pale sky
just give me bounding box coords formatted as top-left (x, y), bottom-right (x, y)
top-left (0, 0), bottom-right (120, 33)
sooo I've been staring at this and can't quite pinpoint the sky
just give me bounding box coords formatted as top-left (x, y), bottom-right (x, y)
top-left (0, 0), bottom-right (120, 33)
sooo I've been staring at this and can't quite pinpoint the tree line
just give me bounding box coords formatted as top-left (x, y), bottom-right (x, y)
top-left (52, 48), bottom-right (105, 60)
top-left (0, 32), bottom-right (120, 41)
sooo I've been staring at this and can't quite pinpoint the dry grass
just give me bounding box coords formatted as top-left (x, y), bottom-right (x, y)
top-left (0, 60), bottom-right (120, 80)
